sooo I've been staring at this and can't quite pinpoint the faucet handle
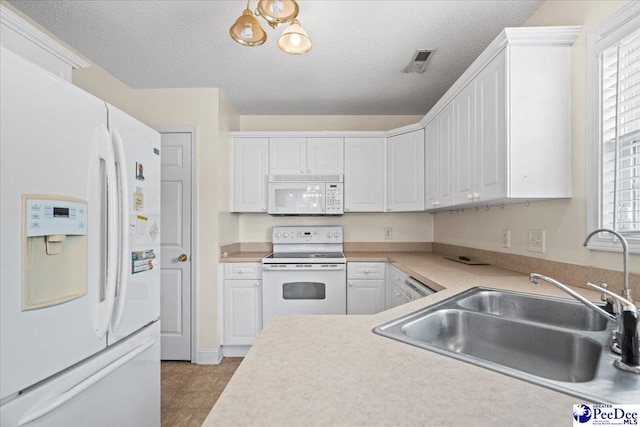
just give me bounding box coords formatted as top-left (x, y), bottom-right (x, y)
top-left (587, 283), bottom-right (636, 311)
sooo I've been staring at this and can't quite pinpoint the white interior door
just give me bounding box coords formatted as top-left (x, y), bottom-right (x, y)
top-left (159, 131), bottom-right (192, 360)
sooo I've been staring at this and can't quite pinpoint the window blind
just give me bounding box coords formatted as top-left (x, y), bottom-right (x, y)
top-left (600, 28), bottom-right (640, 234)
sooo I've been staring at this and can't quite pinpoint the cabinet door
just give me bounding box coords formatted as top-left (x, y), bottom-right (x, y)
top-left (475, 50), bottom-right (507, 202)
top-left (424, 120), bottom-right (438, 209)
top-left (347, 279), bottom-right (385, 315)
top-left (223, 279), bottom-right (262, 346)
top-left (269, 137), bottom-right (306, 174)
top-left (386, 130), bottom-right (425, 211)
top-left (306, 137), bottom-right (344, 174)
top-left (344, 138), bottom-right (385, 212)
top-left (233, 138), bottom-right (268, 212)
top-left (454, 80), bottom-right (477, 205)
top-left (436, 102), bottom-right (455, 208)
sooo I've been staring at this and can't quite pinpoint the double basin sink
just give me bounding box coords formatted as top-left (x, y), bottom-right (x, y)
top-left (373, 287), bottom-right (640, 403)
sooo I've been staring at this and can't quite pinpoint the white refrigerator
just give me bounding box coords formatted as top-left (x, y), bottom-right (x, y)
top-left (0, 46), bottom-right (161, 426)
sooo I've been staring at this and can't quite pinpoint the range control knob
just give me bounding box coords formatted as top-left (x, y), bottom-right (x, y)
top-left (275, 232), bottom-right (282, 238)
top-left (326, 231), bottom-right (332, 237)
top-left (283, 232), bottom-right (289, 238)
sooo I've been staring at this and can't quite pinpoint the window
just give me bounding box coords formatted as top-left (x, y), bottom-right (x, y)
top-left (587, 3), bottom-right (640, 252)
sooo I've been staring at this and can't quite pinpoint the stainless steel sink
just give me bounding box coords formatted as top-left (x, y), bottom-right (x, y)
top-left (374, 287), bottom-right (640, 404)
top-left (401, 309), bottom-right (602, 382)
top-left (455, 289), bottom-right (609, 331)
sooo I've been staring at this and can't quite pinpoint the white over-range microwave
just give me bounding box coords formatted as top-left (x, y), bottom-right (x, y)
top-left (267, 174), bottom-right (343, 215)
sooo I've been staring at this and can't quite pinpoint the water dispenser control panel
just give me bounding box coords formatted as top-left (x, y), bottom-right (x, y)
top-left (26, 197), bottom-right (87, 237)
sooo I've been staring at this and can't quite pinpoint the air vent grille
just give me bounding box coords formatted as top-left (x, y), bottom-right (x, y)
top-left (403, 49), bottom-right (435, 73)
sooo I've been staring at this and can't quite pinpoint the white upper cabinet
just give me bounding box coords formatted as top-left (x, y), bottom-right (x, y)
top-left (344, 137), bottom-right (385, 212)
top-left (424, 120), bottom-right (438, 209)
top-left (233, 138), bottom-right (268, 212)
top-left (436, 101), bottom-right (455, 208)
top-left (268, 137), bottom-right (306, 174)
top-left (387, 129), bottom-right (425, 211)
top-left (306, 138), bottom-right (344, 174)
top-left (423, 27), bottom-right (578, 211)
top-left (269, 137), bottom-right (343, 175)
top-left (474, 50), bottom-right (507, 203)
top-left (454, 80), bottom-right (479, 205)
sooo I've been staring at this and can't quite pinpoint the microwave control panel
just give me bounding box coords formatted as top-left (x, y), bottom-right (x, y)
top-left (326, 183), bottom-right (343, 214)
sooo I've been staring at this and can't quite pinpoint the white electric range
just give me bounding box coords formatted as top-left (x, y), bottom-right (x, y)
top-left (262, 226), bottom-right (347, 325)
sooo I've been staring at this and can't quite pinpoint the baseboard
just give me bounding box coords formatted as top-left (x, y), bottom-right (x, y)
top-left (195, 347), bottom-right (223, 365)
top-left (222, 345), bottom-right (251, 357)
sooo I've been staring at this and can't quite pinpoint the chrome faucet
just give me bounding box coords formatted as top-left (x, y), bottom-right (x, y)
top-left (583, 228), bottom-right (631, 302)
top-left (583, 228), bottom-right (633, 356)
top-left (529, 273), bottom-right (640, 374)
top-left (529, 274), bottom-right (616, 323)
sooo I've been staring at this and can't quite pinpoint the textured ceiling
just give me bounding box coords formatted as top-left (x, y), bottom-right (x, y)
top-left (9, 0), bottom-right (543, 115)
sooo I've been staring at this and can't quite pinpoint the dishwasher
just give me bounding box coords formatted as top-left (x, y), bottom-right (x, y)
top-left (389, 264), bottom-right (436, 307)
top-left (403, 276), bottom-right (436, 302)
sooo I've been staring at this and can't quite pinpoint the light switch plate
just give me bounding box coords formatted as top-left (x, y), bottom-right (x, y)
top-left (528, 230), bottom-right (545, 253)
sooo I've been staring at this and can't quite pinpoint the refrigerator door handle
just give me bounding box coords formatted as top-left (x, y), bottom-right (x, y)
top-left (95, 124), bottom-right (119, 339)
top-left (18, 338), bottom-right (156, 426)
top-left (110, 129), bottom-right (130, 332)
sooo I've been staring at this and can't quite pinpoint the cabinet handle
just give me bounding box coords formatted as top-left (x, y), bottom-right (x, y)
top-left (473, 192), bottom-right (480, 200)
top-left (255, 282), bottom-right (261, 287)
top-left (467, 194), bottom-right (473, 200)
top-left (348, 281), bottom-right (354, 286)
top-left (300, 169), bottom-right (305, 173)
top-left (364, 270), bottom-right (370, 274)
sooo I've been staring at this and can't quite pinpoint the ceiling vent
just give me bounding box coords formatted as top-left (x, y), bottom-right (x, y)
top-left (403, 49), bottom-right (435, 73)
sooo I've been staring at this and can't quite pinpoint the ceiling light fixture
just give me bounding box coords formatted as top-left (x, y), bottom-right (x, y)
top-left (229, 0), bottom-right (312, 55)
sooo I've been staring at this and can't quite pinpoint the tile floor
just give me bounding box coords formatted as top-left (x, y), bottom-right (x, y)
top-left (161, 358), bottom-right (242, 427)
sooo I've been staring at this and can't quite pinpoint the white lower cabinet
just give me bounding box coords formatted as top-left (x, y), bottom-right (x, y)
top-left (347, 263), bottom-right (386, 315)
top-left (386, 265), bottom-right (409, 309)
top-left (222, 263), bottom-right (262, 346)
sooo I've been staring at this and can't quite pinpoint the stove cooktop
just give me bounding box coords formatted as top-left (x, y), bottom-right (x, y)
top-left (262, 251), bottom-right (346, 263)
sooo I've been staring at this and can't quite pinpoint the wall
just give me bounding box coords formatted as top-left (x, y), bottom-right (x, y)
top-left (433, 0), bottom-right (639, 276)
top-left (239, 213), bottom-right (432, 242)
top-left (237, 115), bottom-right (433, 243)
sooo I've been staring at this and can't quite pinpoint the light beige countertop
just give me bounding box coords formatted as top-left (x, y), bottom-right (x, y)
top-left (208, 252), bottom-right (610, 426)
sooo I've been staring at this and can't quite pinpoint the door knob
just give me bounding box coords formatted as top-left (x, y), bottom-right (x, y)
top-left (177, 254), bottom-right (188, 262)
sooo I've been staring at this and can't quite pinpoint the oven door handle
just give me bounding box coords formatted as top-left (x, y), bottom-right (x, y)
top-left (262, 264), bottom-right (346, 271)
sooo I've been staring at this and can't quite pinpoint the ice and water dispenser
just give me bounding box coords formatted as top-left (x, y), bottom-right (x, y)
top-left (23, 195), bottom-right (88, 310)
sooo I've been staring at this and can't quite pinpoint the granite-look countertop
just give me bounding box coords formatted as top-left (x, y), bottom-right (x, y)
top-left (208, 252), bottom-right (607, 426)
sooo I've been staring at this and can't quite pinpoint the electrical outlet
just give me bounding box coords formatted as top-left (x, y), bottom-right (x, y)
top-left (528, 230), bottom-right (545, 253)
top-left (384, 227), bottom-right (392, 240)
top-left (501, 230), bottom-right (511, 248)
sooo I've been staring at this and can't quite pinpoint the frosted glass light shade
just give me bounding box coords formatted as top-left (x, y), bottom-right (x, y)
top-left (229, 8), bottom-right (267, 46)
top-left (277, 20), bottom-right (312, 55)
top-left (257, 0), bottom-right (299, 29)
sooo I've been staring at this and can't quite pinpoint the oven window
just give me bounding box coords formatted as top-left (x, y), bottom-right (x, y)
top-left (282, 282), bottom-right (326, 300)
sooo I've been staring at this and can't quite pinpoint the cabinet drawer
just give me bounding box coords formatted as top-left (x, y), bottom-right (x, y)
top-left (224, 263), bottom-right (261, 280)
top-left (347, 262), bottom-right (385, 280)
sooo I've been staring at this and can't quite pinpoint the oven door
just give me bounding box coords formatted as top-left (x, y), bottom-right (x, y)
top-left (267, 182), bottom-right (326, 215)
top-left (262, 264), bottom-right (346, 325)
